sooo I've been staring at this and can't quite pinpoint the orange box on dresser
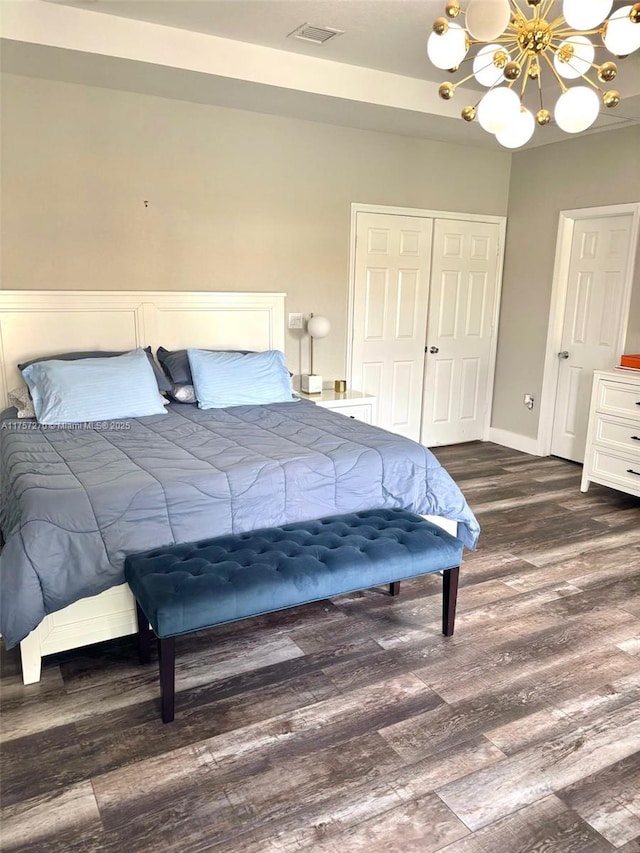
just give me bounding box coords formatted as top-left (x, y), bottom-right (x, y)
top-left (620, 354), bottom-right (640, 369)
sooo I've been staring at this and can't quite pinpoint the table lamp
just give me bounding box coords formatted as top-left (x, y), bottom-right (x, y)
top-left (301, 313), bottom-right (331, 394)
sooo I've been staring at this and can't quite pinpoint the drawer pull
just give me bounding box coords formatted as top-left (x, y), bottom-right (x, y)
top-left (632, 436), bottom-right (640, 441)
top-left (627, 468), bottom-right (640, 477)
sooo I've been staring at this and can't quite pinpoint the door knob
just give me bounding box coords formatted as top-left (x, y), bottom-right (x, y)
top-left (429, 346), bottom-right (439, 354)
top-left (557, 351), bottom-right (569, 359)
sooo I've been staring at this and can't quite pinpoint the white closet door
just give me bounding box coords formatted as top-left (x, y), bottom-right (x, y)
top-left (551, 214), bottom-right (634, 463)
top-left (351, 212), bottom-right (433, 440)
top-left (420, 220), bottom-right (501, 447)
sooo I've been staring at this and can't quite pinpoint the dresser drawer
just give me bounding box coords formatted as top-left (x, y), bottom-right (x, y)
top-left (589, 448), bottom-right (640, 494)
top-left (592, 414), bottom-right (640, 456)
top-left (596, 379), bottom-right (640, 419)
top-left (329, 404), bottom-right (372, 424)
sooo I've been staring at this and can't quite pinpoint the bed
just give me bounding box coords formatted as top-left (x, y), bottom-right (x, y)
top-left (0, 291), bottom-right (478, 684)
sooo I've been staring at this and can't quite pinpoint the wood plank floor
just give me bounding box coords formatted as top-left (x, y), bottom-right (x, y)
top-left (2, 442), bottom-right (640, 852)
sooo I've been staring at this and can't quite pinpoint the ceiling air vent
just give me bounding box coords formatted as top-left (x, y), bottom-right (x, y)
top-left (287, 23), bottom-right (344, 45)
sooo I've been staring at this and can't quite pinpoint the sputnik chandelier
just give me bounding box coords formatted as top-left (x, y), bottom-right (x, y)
top-left (427, 1), bottom-right (640, 147)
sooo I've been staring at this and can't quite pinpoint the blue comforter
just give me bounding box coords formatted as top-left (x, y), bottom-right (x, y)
top-left (0, 400), bottom-right (479, 648)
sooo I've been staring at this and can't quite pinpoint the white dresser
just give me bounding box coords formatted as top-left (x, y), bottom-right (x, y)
top-left (581, 369), bottom-right (640, 497)
top-left (297, 389), bottom-right (378, 425)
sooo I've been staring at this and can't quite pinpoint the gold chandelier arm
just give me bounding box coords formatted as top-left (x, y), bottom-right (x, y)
top-left (547, 0), bottom-right (562, 19)
top-left (551, 44), bottom-right (608, 52)
top-left (537, 67), bottom-right (545, 113)
top-left (473, 55), bottom-right (501, 75)
top-left (452, 54), bottom-right (479, 67)
top-left (576, 72), bottom-right (605, 93)
top-left (520, 58), bottom-right (532, 98)
top-left (537, 0), bottom-right (550, 20)
top-left (548, 41), bottom-right (608, 75)
top-left (541, 50), bottom-right (568, 93)
top-left (452, 55), bottom-right (477, 67)
top-left (552, 26), bottom-right (606, 37)
top-left (469, 36), bottom-right (519, 46)
top-left (547, 45), bottom-right (607, 89)
top-left (512, 47), bottom-right (527, 69)
top-left (455, 70), bottom-right (482, 87)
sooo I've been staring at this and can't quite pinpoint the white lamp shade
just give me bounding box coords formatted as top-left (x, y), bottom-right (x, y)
top-left (553, 36), bottom-right (596, 79)
top-left (473, 44), bottom-right (508, 87)
top-left (603, 6), bottom-right (640, 56)
top-left (427, 23), bottom-right (468, 70)
top-left (477, 87), bottom-right (521, 134)
top-left (554, 86), bottom-right (600, 133)
top-left (466, 0), bottom-right (511, 42)
top-left (563, 0), bottom-right (613, 30)
top-left (495, 108), bottom-right (535, 148)
top-left (307, 315), bottom-right (331, 339)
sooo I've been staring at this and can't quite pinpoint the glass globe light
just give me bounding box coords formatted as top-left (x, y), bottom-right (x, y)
top-left (604, 5), bottom-right (640, 55)
top-left (554, 87), bottom-right (600, 133)
top-left (477, 87), bottom-right (521, 134)
top-left (495, 108), bottom-right (535, 148)
top-left (473, 44), bottom-right (508, 87)
top-left (427, 22), bottom-right (468, 70)
top-left (553, 36), bottom-right (596, 79)
top-left (562, 0), bottom-right (612, 30)
top-left (307, 315), bottom-right (331, 339)
top-left (466, 0), bottom-right (511, 41)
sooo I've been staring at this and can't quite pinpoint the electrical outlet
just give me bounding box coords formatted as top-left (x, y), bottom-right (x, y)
top-left (288, 313), bottom-right (303, 329)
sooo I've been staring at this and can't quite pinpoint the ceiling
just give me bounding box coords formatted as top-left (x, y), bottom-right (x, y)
top-left (2, 0), bottom-right (640, 150)
top-left (52, 0), bottom-right (453, 82)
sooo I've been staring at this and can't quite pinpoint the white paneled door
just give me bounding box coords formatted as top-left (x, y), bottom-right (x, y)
top-left (351, 213), bottom-right (434, 439)
top-left (551, 214), bottom-right (634, 463)
top-left (420, 220), bottom-right (501, 447)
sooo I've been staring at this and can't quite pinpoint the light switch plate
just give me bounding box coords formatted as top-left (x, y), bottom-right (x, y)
top-left (288, 313), bottom-right (303, 329)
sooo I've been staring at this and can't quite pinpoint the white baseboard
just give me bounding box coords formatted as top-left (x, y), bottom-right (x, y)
top-left (487, 427), bottom-right (542, 456)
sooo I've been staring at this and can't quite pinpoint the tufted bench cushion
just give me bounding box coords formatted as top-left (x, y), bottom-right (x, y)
top-left (125, 508), bottom-right (464, 722)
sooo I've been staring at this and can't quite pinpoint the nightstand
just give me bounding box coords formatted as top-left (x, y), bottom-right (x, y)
top-left (297, 389), bottom-right (378, 425)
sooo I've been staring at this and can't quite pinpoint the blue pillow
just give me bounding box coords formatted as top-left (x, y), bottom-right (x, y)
top-left (188, 349), bottom-right (294, 408)
top-left (19, 347), bottom-right (171, 393)
top-left (22, 348), bottom-right (168, 425)
top-left (157, 347), bottom-right (253, 385)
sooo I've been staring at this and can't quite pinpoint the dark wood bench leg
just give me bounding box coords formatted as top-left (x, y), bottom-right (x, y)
top-left (389, 581), bottom-right (401, 596)
top-left (442, 566), bottom-right (460, 637)
top-left (136, 601), bottom-right (151, 665)
top-left (159, 637), bottom-right (176, 724)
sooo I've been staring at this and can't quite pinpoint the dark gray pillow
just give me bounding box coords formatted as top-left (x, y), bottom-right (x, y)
top-left (18, 347), bottom-right (171, 393)
top-left (157, 347), bottom-right (253, 385)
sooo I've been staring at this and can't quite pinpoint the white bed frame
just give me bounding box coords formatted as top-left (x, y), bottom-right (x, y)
top-left (0, 290), bottom-right (286, 684)
top-left (0, 289), bottom-right (456, 685)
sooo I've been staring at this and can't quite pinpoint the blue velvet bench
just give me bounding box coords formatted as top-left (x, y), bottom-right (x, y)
top-left (124, 508), bottom-right (463, 722)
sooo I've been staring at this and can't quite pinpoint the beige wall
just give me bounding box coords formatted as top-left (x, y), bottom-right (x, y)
top-left (4, 72), bottom-right (637, 443)
top-left (492, 126), bottom-right (640, 439)
top-left (0, 73), bottom-right (511, 383)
